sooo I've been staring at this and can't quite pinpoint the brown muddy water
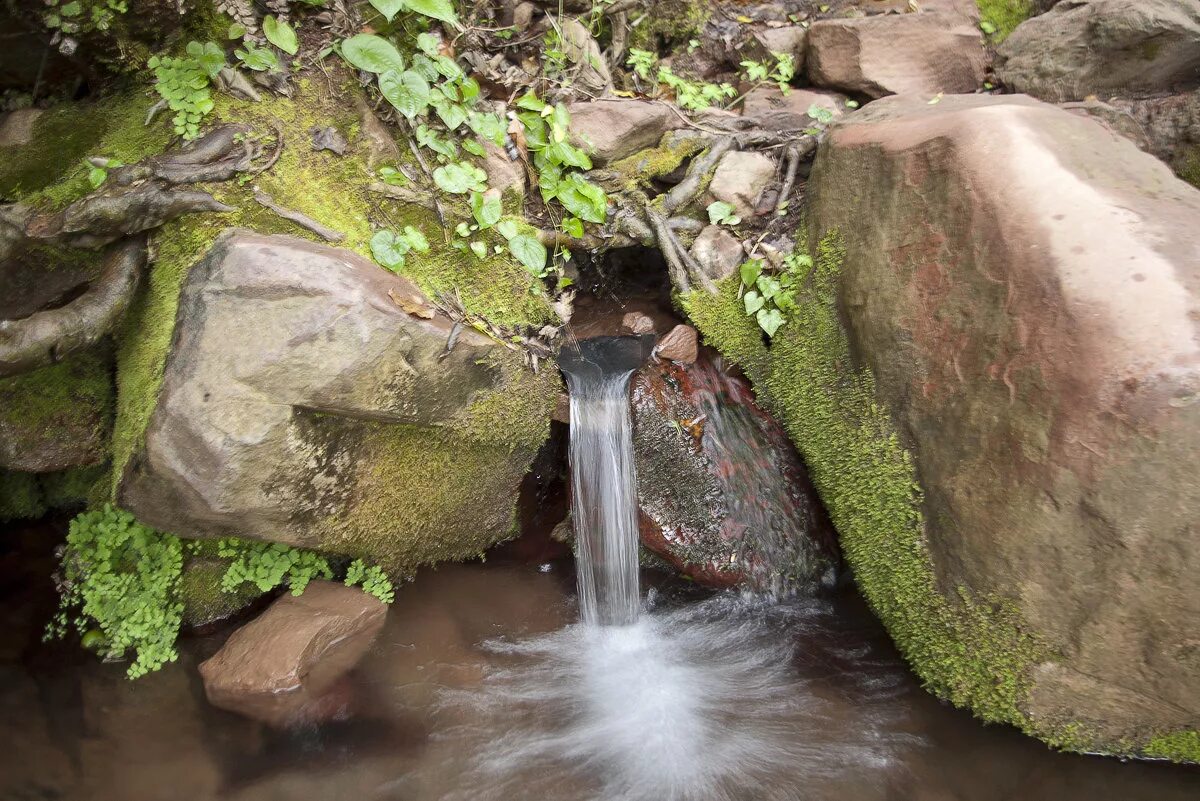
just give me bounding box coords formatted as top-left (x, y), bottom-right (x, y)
top-left (2, 517), bottom-right (1198, 801)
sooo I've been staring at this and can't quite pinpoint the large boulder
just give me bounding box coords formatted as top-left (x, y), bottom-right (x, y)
top-left (198, 580), bottom-right (386, 726)
top-left (997, 0), bottom-right (1200, 102)
top-left (631, 356), bottom-right (836, 593)
top-left (807, 11), bottom-right (986, 99)
top-left (805, 93), bottom-right (1200, 756)
top-left (118, 231), bottom-right (556, 573)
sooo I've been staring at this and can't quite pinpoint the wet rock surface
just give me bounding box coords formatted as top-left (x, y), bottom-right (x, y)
top-left (198, 580), bottom-right (387, 727)
top-left (810, 92), bottom-right (1200, 746)
top-left (997, 0), bottom-right (1200, 102)
top-left (631, 355), bottom-right (836, 592)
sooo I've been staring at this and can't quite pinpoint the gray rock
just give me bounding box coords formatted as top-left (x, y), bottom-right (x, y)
top-left (0, 109), bottom-right (42, 149)
top-left (741, 86), bottom-right (850, 132)
top-left (997, 0), bottom-right (1200, 102)
top-left (558, 17), bottom-right (613, 95)
top-left (709, 151), bottom-right (775, 218)
top-left (809, 92), bottom-right (1200, 753)
top-left (199, 581), bottom-right (386, 727)
top-left (567, 99), bottom-right (682, 166)
top-left (807, 11), bottom-right (986, 98)
top-left (118, 231), bottom-right (550, 572)
top-left (482, 140), bottom-right (525, 200)
top-left (690, 225), bottom-right (744, 282)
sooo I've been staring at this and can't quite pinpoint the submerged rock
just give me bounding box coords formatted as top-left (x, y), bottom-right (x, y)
top-left (807, 10), bottom-right (986, 98)
top-left (997, 0), bottom-right (1200, 102)
top-left (118, 231), bottom-right (555, 573)
top-left (807, 93), bottom-right (1200, 755)
top-left (199, 581), bottom-right (386, 727)
top-left (631, 356), bottom-right (836, 592)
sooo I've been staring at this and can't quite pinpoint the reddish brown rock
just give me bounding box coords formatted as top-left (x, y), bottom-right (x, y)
top-left (742, 86), bottom-right (850, 132)
top-left (809, 92), bottom-right (1200, 751)
top-left (198, 581), bottom-right (387, 727)
top-left (632, 357), bottom-right (836, 592)
top-left (567, 99), bottom-right (682, 166)
top-left (807, 12), bottom-right (986, 98)
top-left (654, 324), bottom-right (698, 364)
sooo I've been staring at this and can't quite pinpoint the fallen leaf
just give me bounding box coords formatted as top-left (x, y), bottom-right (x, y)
top-left (389, 288), bottom-right (436, 319)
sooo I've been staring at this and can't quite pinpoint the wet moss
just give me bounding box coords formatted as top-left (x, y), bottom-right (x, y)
top-left (449, 350), bottom-right (560, 452)
top-left (178, 557), bottom-right (264, 627)
top-left (976, 0), bottom-right (1033, 42)
top-left (1144, 730), bottom-right (1200, 764)
top-left (628, 0), bottom-right (712, 53)
top-left (0, 470), bottom-right (46, 521)
top-left (684, 231), bottom-right (1048, 733)
top-left (607, 132), bottom-right (707, 193)
top-left (0, 349), bottom-right (114, 466)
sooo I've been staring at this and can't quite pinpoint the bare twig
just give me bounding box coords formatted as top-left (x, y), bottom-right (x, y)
top-left (253, 190), bottom-right (345, 242)
top-left (776, 144), bottom-right (801, 215)
top-left (250, 121), bottom-right (285, 176)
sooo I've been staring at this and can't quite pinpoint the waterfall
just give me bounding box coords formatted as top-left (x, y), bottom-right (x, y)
top-left (561, 337), bottom-right (647, 626)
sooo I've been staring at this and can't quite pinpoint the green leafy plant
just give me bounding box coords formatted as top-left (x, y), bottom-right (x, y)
top-left (739, 51), bottom-right (796, 92)
top-left (433, 161), bottom-right (487, 193)
top-left (737, 251), bottom-right (812, 337)
top-left (707, 200), bottom-right (741, 227)
top-left (216, 539), bottom-right (333, 595)
top-left (368, 0), bottom-right (459, 25)
top-left (803, 102), bottom-right (835, 136)
top-left (370, 226), bottom-right (431, 272)
top-left (236, 42), bottom-right (281, 71)
top-left (625, 51), bottom-right (736, 111)
top-left (148, 41), bottom-right (224, 139)
top-left (43, 0), bottom-right (128, 35)
top-left (85, 157), bottom-right (124, 188)
top-left (344, 559), bottom-right (395, 604)
top-left (263, 15), bottom-right (299, 56)
top-left (47, 505), bottom-right (184, 679)
top-left (627, 47), bottom-right (657, 80)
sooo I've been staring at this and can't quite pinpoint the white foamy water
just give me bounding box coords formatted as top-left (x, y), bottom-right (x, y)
top-left (565, 366), bottom-right (642, 626)
top-left (432, 595), bottom-right (923, 801)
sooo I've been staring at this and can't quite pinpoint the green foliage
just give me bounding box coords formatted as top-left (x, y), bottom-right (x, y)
top-left (344, 558), bottom-right (395, 603)
top-left (263, 15), bottom-right (299, 56)
top-left (236, 42), bottom-right (282, 72)
top-left (341, 33), bottom-right (407, 73)
top-left (148, 42), bottom-right (224, 139)
top-left (739, 51), bottom-right (796, 92)
top-left (48, 505), bottom-right (184, 679)
top-left (706, 200), bottom-right (740, 227)
top-left (625, 51), bottom-right (735, 111)
top-left (736, 251), bottom-right (809, 337)
top-left (370, 226), bottom-right (430, 272)
top-left (217, 539), bottom-right (334, 595)
top-left (1144, 730), bottom-right (1200, 764)
top-left (508, 232), bottom-right (549, 277)
top-left (42, 0), bottom-right (127, 35)
top-left (369, 0), bottom-right (459, 25)
top-left (433, 161), bottom-right (487, 193)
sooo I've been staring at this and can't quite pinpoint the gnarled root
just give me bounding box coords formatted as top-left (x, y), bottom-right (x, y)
top-left (0, 237), bottom-right (147, 377)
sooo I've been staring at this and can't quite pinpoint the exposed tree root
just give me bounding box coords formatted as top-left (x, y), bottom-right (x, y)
top-left (253, 190), bottom-right (345, 242)
top-left (0, 237), bottom-right (147, 377)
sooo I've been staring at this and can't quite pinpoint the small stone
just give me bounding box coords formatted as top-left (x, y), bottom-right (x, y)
top-left (482, 140), bottom-right (525, 200)
top-left (655, 324), bottom-right (699, 364)
top-left (310, 126), bottom-right (348, 155)
top-left (621, 311), bottom-right (656, 335)
top-left (710, 151), bottom-right (776, 218)
top-left (690, 225), bottom-right (745, 283)
top-left (198, 581), bottom-right (387, 727)
top-left (567, 99), bottom-right (683, 166)
top-left (0, 109), bottom-right (42, 149)
top-left (512, 1), bottom-right (536, 30)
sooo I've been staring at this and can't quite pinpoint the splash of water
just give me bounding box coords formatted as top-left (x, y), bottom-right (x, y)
top-left (565, 366), bottom-right (642, 626)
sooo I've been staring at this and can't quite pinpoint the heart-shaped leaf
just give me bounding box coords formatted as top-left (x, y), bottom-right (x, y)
top-left (509, 233), bottom-right (548, 277)
top-left (263, 16), bottom-right (298, 55)
top-left (743, 290), bottom-right (765, 315)
top-left (379, 69), bottom-right (430, 120)
top-left (340, 34), bottom-right (405, 74)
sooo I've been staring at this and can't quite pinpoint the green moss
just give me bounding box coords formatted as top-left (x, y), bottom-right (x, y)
top-left (0, 470), bottom-right (46, 521)
top-left (0, 349), bottom-right (114, 464)
top-left (976, 0), bottom-right (1033, 42)
top-left (684, 231), bottom-right (1048, 731)
top-left (1144, 730), bottom-right (1200, 764)
top-left (1174, 144), bottom-right (1200, 189)
top-left (178, 557), bottom-right (264, 627)
top-left (607, 132), bottom-right (707, 192)
top-left (628, 0), bottom-right (711, 53)
top-left (449, 351), bottom-right (560, 451)
top-left (1, 90), bottom-right (172, 209)
top-left (41, 464), bottom-right (110, 509)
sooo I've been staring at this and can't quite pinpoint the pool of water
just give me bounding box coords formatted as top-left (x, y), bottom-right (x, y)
top-left (2, 519), bottom-right (1198, 801)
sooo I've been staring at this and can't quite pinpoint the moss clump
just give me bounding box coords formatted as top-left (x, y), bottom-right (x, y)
top-left (628, 0), bottom-right (711, 53)
top-left (178, 557), bottom-right (264, 627)
top-left (0, 91), bottom-right (172, 208)
top-left (41, 464), bottom-right (110, 510)
top-left (976, 0), bottom-right (1033, 42)
top-left (607, 132), bottom-right (708, 193)
top-left (1174, 144), bottom-right (1200, 190)
top-left (683, 231), bottom-right (1047, 730)
top-left (0, 349), bottom-right (114, 469)
top-left (0, 470), bottom-right (46, 521)
top-left (449, 352), bottom-right (560, 452)
top-left (1144, 730), bottom-right (1200, 764)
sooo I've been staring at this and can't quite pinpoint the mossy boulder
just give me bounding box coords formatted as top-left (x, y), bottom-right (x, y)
top-left (118, 231), bottom-right (557, 575)
top-left (772, 93), bottom-right (1197, 759)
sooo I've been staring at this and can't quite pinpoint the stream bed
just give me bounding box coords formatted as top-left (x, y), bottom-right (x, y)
top-left (2, 520), bottom-right (1198, 801)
